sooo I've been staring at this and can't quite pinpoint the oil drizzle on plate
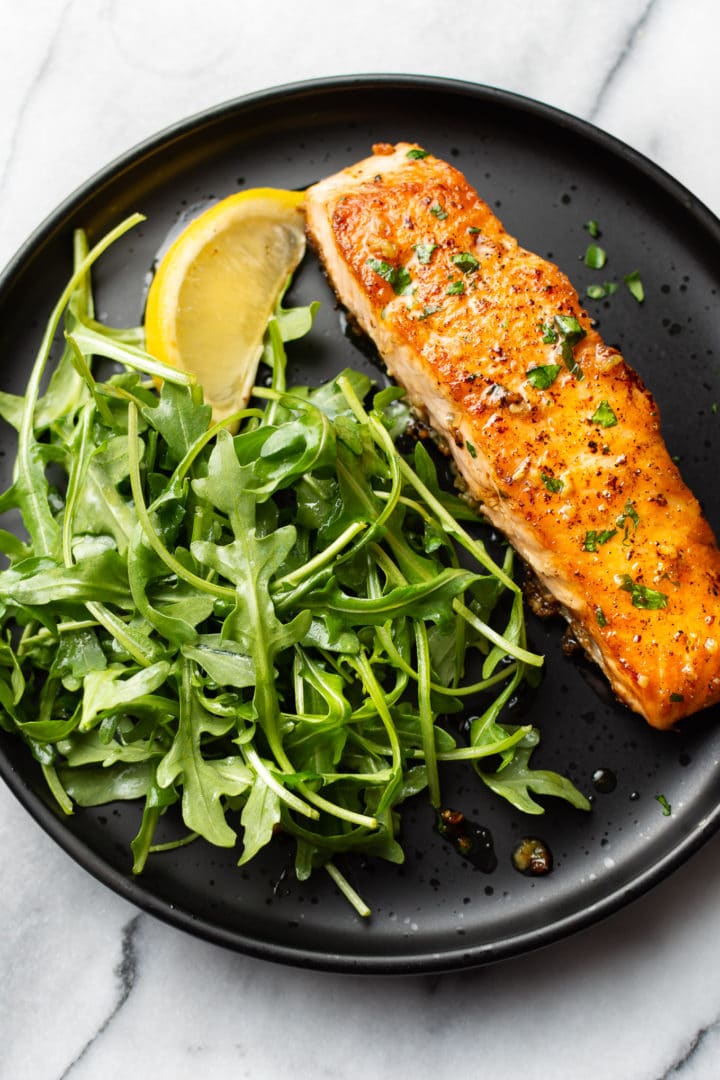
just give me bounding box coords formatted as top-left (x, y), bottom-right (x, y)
top-left (436, 808), bottom-right (497, 873)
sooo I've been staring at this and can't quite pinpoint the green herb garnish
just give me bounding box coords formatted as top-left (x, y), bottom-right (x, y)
top-left (527, 365), bottom-right (561, 390)
top-left (670, 692), bottom-right (685, 702)
top-left (595, 607), bottom-right (607, 627)
top-left (585, 220), bottom-right (600, 238)
top-left (367, 256), bottom-right (413, 295)
top-left (541, 472), bottom-right (564, 494)
top-left (590, 400), bottom-right (618, 428)
top-left (616, 499), bottom-right (640, 539)
top-left (430, 204), bottom-right (448, 220)
top-left (584, 244), bottom-right (607, 270)
top-left (619, 575), bottom-right (668, 610)
top-left (624, 270), bottom-right (645, 303)
top-left (413, 242), bottom-right (437, 264)
top-left (554, 314), bottom-right (586, 379)
top-left (418, 304), bottom-right (442, 320)
top-left (452, 252), bottom-right (480, 273)
top-left (540, 322), bottom-right (558, 344)
top-left (467, 226), bottom-right (482, 234)
top-left (466, 440), bottom-right (477, 458)
top-left (586, 281), bottom-right (620, 300)
top-left (583, 528), bottom-right (617, 552)
top-left (406, 148), bottom-right (429, 159)
top-left (446, 280), bottom-right (465, 295)
top-left (656, 794), bottom-right (672, 816)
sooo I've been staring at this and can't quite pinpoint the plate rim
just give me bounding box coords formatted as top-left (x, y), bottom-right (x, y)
top-left (2, 73), bottom-right (720, 974)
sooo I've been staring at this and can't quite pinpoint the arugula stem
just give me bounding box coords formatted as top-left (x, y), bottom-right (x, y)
top-left (149, 831), bottom-right (200, 853)
top-left (453, 598), bottom-right (543, 668)
top-left (16, 214), bottom-right (144, 557)
top-left (127, 403), bottom-right (235, 601)
top-left (294, 785), bottom-right (377, 830)
top-left (351, 652), bottom-right (402, 813)
top-left (69, 323), bottom-right (195, 385)
top-left (41, 763), bottom-right (73, 815)
top-left (61, 403), bottom-right (93, 565)
top-left (413, 726), bottom-right (532, 761)
top-left (414, 620), bottom-right (440, 807)
top-left (274, 522), bottom-right (367, 589)
top-left (244, 746), bottom-right (319, 820)
top-left (324, 860), bottom-right (371, 918)
top-left (397, 456), bottom-right (517, 591)
top-left (172, 408), bottom-right (266, 485)
top-left (85, 601), bottom-right (157, 667)
top-left (375, 625), bottom-right (518, 696)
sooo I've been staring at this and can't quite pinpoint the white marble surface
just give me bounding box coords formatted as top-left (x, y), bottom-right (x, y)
top-left (2, 1), bottom-right (720, 1077)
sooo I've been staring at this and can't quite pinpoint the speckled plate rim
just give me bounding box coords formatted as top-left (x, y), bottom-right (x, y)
top-left (1, 75), bottom-right (720, 974)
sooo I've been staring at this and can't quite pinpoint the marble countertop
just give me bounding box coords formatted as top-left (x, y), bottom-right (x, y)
top-left (2, 2), bottom-right (720, 1077)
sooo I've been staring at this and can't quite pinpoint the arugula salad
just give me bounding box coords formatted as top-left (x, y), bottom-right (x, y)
top-left (0, 216), bottom-right (589, 914)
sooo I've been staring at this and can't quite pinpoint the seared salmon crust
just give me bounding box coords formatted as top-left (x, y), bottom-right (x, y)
top-left (304, 142), bottom-right (720, 729)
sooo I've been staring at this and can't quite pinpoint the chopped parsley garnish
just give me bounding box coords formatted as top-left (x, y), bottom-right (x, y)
top-left (406, 148), bottom-right (429, 159)
top-left (366, 257), bottom-right (413, 295)
top-left (541, 472), bottom-right (564, 493)
top-left (624, 270), bottom-right (645, 303)
top-left (583, 528), bottom-right (617, 552)
top-left (413, 241), bottom-right (437, 264)
top-left (467, 226), bottom-right (482, 234)
top-left (554, 314), bottom-right (585, 341)
top-left (656, 794), bottom-right (672, 816)
top-left (585, 219), bottom-right (600, 238)
top-left (586, 281), bottom-right (619, 300)
top-left (554, 314), bottom-right (586, 380)
top-left (394, 267), bottom-right (413, 294)
top-left (418, 304), bottom-right (442, 320)
top-left (619, 575), bottom-right (668, 610)
top-left (540, 322), bottom-right (558, 344)
top-left (466, 440), bottom-right (477, 458)
top-left (595, 606), bottom-right (607, 627)
top-left (446, 280), bottom-right (465, 295)
top-left (584, 243), bottom-right (607, 270)
top-left (452, 251), bottom-right (480, 273)
top-left (670, 692), bottom-right (685, 702)
top-left (430, 204), bottom-right (448, 220)
top-left (616, 499), bottom-right (640, 540)
top-left (590, 400), bottom-right (618, 428)
top-left (527, 365), bottom-right (561, 390)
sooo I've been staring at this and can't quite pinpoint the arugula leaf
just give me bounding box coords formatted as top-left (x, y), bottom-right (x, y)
top-left (238, 774), bottom-right (281, 864)
top-left (480, 730), bottom-right (591, 814)
top-left (156, 660), bottom-right (248, 847)
top-left (0, 223), bottom-right (592, 915)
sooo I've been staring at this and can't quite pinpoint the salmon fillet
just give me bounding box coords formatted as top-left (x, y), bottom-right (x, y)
top-left (304, 142), bottom-right (720, 730)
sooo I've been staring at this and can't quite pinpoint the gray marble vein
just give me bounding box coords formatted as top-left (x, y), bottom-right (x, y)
top-left (657, 1017), bottom-right (720, 1079)
top-left (57, 915), bottom-right (142, 1080)
top-left (589, 0), bottom-right (661, 121)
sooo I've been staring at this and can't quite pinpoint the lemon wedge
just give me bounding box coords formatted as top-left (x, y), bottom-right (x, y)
top-left (145, 188), bottom-right (306, 421)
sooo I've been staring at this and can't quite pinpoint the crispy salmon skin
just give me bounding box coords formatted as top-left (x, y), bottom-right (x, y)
top-left (304, 142), bottom-right (720, 729)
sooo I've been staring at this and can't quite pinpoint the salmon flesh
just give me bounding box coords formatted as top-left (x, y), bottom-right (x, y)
top-left (304, 142), bottom-right (720, 729)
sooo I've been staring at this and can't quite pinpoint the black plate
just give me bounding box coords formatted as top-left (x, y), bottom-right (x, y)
top-left (2, 76), bottom-right (720, 974)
